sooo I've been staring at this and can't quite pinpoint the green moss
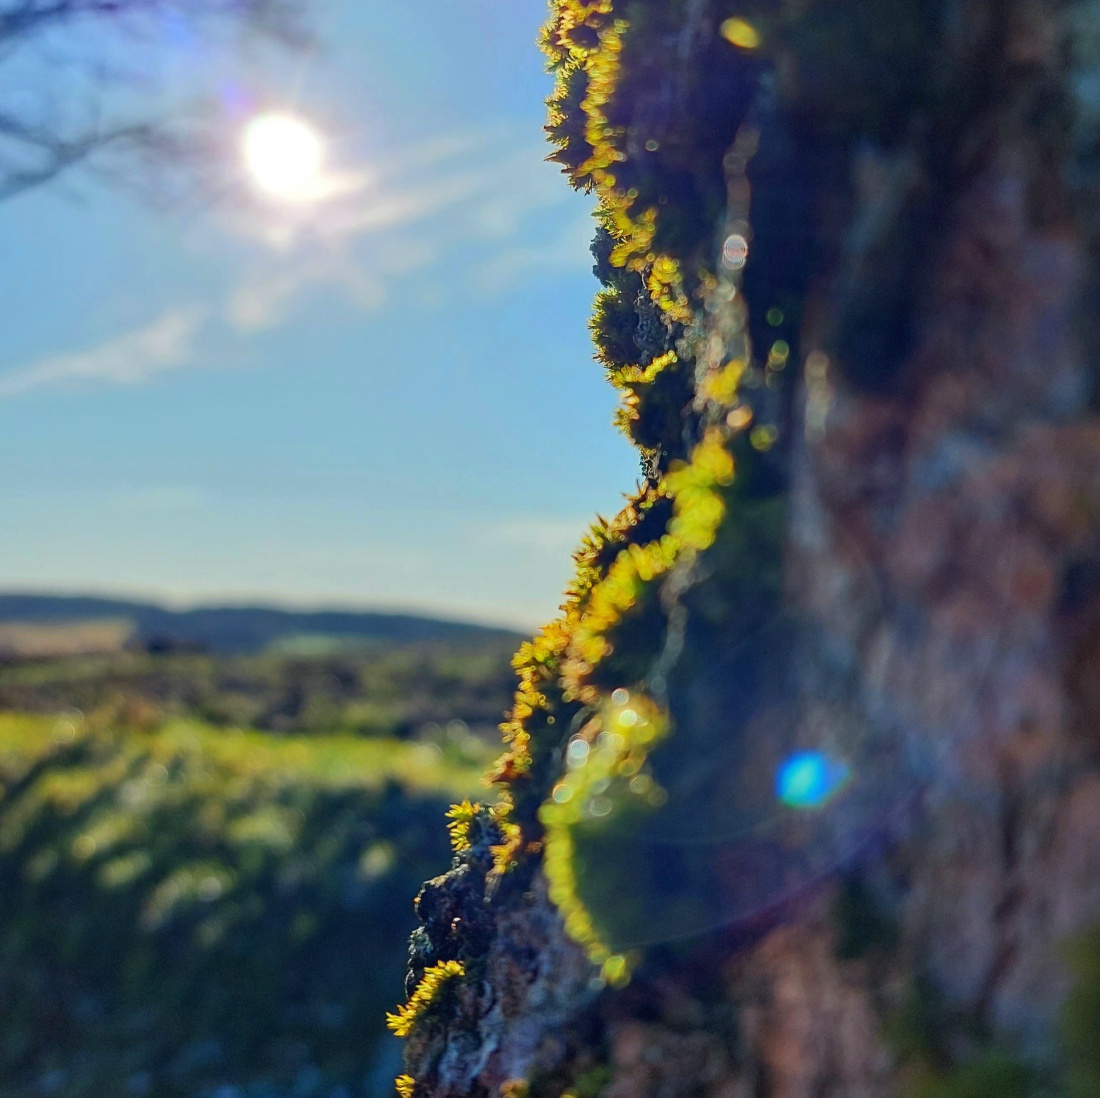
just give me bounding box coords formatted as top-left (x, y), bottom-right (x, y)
top-left (912, 1051), bottom-right (1039, 1098)
top-left (885, 977), bottom-right (953, 1068)
top-left (883, 976), bottom-right (1049, 1098)
top-left (541, 692), bottom-right (670, 973)
top-left (1062, 924), bottom-right (1100, 1097)
top-left (525, 1059), bottom-right (613, 1098)
top-left (888, 920), bottom-right (1100, 1098)
top-left (569, 1064), bottom-right (613, 1098)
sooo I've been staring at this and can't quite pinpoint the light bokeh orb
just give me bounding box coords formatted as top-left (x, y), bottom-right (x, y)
top-left (776, 750), bottom-right (851, 811)
top-left (242, 112), bottom-right (324, 202)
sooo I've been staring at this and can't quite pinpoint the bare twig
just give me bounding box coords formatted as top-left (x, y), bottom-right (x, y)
top-left (0, 0), bottom-right (309, 201)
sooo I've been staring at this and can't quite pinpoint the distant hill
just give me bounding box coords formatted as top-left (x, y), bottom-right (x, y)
top-left (0, 594), bottom-right (522, 656)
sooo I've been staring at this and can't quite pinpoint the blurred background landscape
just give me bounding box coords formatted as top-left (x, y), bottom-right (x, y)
top-left (0, 597), bottom-right (519, 1097)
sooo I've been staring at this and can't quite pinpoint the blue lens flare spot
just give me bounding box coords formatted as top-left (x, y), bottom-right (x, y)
top-left (776, 751), bottom-right (850, 811)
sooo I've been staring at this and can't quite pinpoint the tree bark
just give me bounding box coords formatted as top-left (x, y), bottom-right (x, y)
top-left (399, 3), bottom-right (1100, 1095)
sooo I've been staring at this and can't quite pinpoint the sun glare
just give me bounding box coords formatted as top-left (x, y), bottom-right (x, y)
top-left (242, 112), bottom-right (325, 203)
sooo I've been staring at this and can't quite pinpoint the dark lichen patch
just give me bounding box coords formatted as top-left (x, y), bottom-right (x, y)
top-left (405, 804), bottom-right (517, 998)
top-left (395, 807), bottom-right (543, 1096)
top-left (775, 0), bottom-right (945, 144)
top-left (831, 875), bottom-right (901, 962)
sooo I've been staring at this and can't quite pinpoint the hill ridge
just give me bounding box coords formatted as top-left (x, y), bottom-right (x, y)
top-left (0, 592), bottom-right (521, 654)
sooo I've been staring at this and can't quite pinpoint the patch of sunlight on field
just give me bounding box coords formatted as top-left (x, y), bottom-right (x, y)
top-left (0, 711), bottom-right (495, 798)
top-left (0, 619), bottom-right (133, 658)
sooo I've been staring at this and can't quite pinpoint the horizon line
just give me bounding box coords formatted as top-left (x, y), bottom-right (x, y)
top-left (0, 586), bottom-right (533, 636)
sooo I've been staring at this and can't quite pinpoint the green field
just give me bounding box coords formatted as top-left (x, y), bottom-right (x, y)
top-left (0, 645), bottom-right (510, 1098)
top-left (0, 642), bottom-right (517, 741)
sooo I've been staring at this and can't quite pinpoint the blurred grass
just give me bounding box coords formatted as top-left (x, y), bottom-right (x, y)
top-left (0, 643), bottom-right (516, 740)
top-left (0, 710), bottom-right (494, 1098)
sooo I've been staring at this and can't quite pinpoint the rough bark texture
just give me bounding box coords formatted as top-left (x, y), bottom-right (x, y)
top-left (398, 2), bottom-right (1100, 1095)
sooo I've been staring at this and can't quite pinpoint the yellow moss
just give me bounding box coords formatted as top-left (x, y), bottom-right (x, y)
top-left (490, 803), bottom-right (524, 875)
top-left (501, 0), bottom-right (766, 929)
top-left (490, 485), bottom-right (671, 808)
top-left (565, 428), bottom-right (736, 699)
top-left (698, 359), bottom-right (747, 406)
top-left (539, 691), bottom-right (669, 978)
top-left (386, 960), bottom-right (465, 1038)
top-left (609, 350), bottom-right (677, 389)
top-left (445, 800), bottom-right (479, 853)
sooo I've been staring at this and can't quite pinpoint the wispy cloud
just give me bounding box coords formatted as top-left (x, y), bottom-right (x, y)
top-left (0, 130), bottom-right (588, 396)
top-left (224, 253), bottom-right (387, 331)
top-left (0, 308), bottom-right (207, 398)
top-left (227, 131), bottom-right (566, 250)
top-left (221, 130), bottom-right (583, 328)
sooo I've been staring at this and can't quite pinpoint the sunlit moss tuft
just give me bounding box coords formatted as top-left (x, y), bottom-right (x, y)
top-left (445, 799), bottom-right (480, 853)
top-left (386, 959), bottom-right (465, 1038)
top-left (540, 691), bottom-right (670, 979)
top-left (455, 0), bottom-right (778, 973)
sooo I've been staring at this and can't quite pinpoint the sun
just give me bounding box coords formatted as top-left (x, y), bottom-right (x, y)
top-left (242, 112), bottom-right (325, 203)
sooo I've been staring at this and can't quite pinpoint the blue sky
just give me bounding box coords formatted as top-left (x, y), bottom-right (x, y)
top-left (0, 0), bottom-right (639, 630)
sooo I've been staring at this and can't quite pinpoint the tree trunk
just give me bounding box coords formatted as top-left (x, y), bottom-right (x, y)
top-left (396, 3), bottom-right (1100, 1096)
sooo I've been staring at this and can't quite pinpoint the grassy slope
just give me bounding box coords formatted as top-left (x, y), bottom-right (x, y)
top-left (0, 713), bottom-right (493, 1098)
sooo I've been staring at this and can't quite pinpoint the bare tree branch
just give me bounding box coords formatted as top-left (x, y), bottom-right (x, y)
top-left (0, 112), bottom-right (163, 200)
top-left (0, 0), bottom-right (308, 47)
top-left (0, 0), bottom-right (310, 201)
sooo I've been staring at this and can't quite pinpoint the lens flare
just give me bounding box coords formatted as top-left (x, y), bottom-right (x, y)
top-left (720, 18), bottom-right (761, 50)
top-left (776, 751), bottom-right (850, 810)
top-left (242, 112), bottom-right (324, 202)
